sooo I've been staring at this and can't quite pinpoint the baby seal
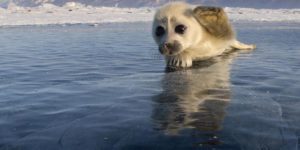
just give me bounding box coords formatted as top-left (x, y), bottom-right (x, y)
top-left (152, 2), bottom-right (256, 68)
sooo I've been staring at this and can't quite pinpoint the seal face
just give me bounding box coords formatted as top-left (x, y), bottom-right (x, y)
top-left (152, 2), bottom-right (256, 68)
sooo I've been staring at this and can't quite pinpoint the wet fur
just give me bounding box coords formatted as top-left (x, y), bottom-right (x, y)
top-left (193, 6), bottom-right (234, 39)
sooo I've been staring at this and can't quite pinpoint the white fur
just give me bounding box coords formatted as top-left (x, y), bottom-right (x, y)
top-left (152, 2), bottom-right (255, 68)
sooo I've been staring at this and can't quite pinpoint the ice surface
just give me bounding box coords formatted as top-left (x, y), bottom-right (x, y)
top-left (1, 2), bottom-right (300, 26)
top-left (1, 22), bottom-right (300, 149)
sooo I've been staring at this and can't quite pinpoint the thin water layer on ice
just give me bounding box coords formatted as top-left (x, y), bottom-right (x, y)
top-left (0, 22), bottom-right (300, 150)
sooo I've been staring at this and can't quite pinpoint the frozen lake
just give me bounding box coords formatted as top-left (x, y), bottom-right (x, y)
top-left (0, 22), bottom-right (300, 150)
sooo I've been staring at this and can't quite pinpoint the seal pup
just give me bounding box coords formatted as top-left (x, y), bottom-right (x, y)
top-left (152, 2), bottom-right (256, 68)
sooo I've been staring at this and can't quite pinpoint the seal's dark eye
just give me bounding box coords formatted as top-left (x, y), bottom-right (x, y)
top-left (175, 24), bottom-right (187, 34)
top-left (156, 26), bottom-right (165, 37)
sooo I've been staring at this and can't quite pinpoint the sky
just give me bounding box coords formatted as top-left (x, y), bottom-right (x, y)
top-left (1, 0), bottom-right (300, 8)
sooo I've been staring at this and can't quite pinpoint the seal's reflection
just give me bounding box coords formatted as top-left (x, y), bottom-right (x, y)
top-left (152, 53), bottom-right (237, 135)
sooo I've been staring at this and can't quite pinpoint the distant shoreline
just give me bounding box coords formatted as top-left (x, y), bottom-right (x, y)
top-left (1, 2), bottom-right (300, 26)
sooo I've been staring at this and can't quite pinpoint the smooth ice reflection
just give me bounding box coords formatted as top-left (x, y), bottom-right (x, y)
top-left (152, 54), bottom-right (235, 135)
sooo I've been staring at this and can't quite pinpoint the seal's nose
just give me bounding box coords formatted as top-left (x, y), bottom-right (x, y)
top-left (163, 43), bottom-right (173, 50)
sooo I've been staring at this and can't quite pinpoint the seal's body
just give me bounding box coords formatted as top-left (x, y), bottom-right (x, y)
top-left (152, 2), bottom-right (255, 68)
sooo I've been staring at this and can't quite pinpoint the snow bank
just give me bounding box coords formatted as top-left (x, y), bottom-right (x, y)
top-left (226, 7), bottom-right (300, 22)
top-left (1, 2), bottom-right (300, 26)
top-left (0, 2), bottom-right (154, 26)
